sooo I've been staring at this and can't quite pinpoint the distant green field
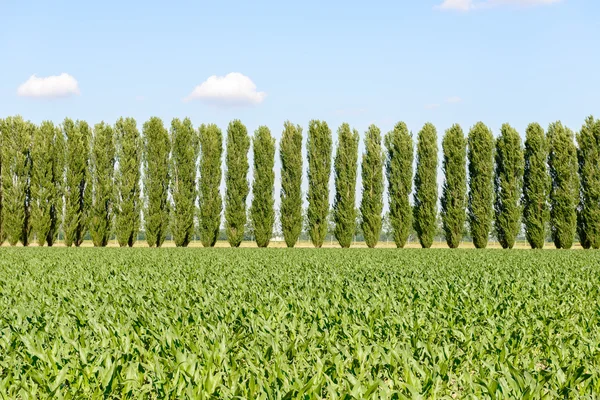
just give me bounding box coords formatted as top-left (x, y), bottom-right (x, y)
top-left (1, 248), bottom-right (599, 398)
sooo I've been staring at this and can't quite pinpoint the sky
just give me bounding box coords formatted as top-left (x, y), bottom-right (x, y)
top-left (1, 0), bottom-right (599, 209)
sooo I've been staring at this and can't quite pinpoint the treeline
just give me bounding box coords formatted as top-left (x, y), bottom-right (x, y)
top-left (0, 116), bottom-right (599, 249)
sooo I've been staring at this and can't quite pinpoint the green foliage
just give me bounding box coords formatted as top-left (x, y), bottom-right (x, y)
top-left (307, 120), bottom-right (332, 248)
top-left (89, 122), bottom-right (116, 247)
top-left (468, 122), bottom-right (494, 249)
top-left (170, 118), bottom-right (199, 247)
top-left (198, 124), bottom-right (223, 247)
top-left (279, 122), bottom-right (303, 248)
top-left (114, 118), bottom-right (142, 247)
top-left (333, 123), bottom-right (359, 248)
top-left (494, 123), bottom-right (524, 249)
top-left (576, 116), bottom-right (600, 249)
top-left (225, 120), bottom-right (250, 247)
top-left (413, 123), bottom-right (438, 248)
top-left (3, 248), bottom-right (600, 397)
top-left (250, 126), bottom-right (276, 248)
top-left (30, 121), bottom-right (64, 246)
top-left (441, 124), bottom-right (467, 249)
top-left (0, 116), bottom-right (34, 246)
top-left (522, 123), bottom-right (549, 249)
top-left (0, 118), bottom-right (4, 245)
top-left (360, 124), bottom-right (384, 248)
top-left (385, 122), bottom-right (413, 248)
top-left (548, 121), bottom-right (578, 249)
top-left (142, 117), bottom-right (170, 247)
top-left (64, 119), bottom-right (92, 247)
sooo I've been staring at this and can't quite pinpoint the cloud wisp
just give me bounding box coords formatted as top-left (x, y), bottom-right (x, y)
top-left (17, 73), bottom-right (80, 98)
top-left (184, 72), bottom-right (266, 106)
top-left (437, 0), bottom-right (561, 11)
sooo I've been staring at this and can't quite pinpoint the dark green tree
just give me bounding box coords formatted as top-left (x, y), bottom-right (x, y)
top-left (576, 116), bottom-right (600, 249)
top-left (114, 118), bottom-right (142, 247)
top-left (413, 123), bottom-right (438, 248)
top-left (494, 123), bottom-right (524, 249)
top-left (279, 122), bottom-right (303, 247)
top-left (225, 120), bottom-right (250, 247)
top-left (64, 119), bottom-right (92, 247)
top-left (468, 122), bottom-right (494, 249)
top-left (548, 121), bottom-right (578, 249)
top-left (0, 118), bottom-right (4, 245)
top-left (0, 116), bottom-right (33, 246)
top-left (385, 122), bottom-right (413, 248)
top-left (333, 123), bottom-right (359, 248)
top-left (170, 117), bottom-right (199, 247)
top-left (441, 124), bottom-right (467, 248)
top-left (250, 126), bottom-right (276, 247)
top-left (306, 120), bottom-right (332, 248)
top-left (361, 124), bottom-right (384, 248)
top-left (89, 122), bottom-right (115, 247)
top-left (198, 123), bottom-right (223, 247)
top-left (143, 117), bottom-right (170, 247)
top-left (522, 123), bottom-right (549, 249)
top-left (31, 121), bottom-right (64, 246)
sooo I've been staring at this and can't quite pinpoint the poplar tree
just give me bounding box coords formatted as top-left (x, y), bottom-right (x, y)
top-left (170, 117), bottom-right (199, 247)
top-left (548, 121), bottom-right (578, 249)
top-left (576, 116), bottom-right (600, 249)
top-left (64, 119), bottom-right (92, 247)
top-left (413, 123), bottom-right (438, 248)
top-left (468, 122), bottom-right (494, 249)
top-left (0, 116), bottom-right (33, 246)
top-left (441, 124), bottom-right (467, 248)
top-left (143, 117), bottom-right (170, 247)
top-left (31, 121), bottom-right (64, 246)
top-left (89, 122), bottom-right (115, 247)
top-left (494, 123), bottom-right (524, 249)
top-left (0, 118), bottom-right (4, 245)
top-left (385, 122), bottom-right (413, 248)
top-left (114, 118), bottom-right (142, 247)
top-left (522, 123), bottom-right (549, 249)
top-left (198, 123), bottom-right (223, 247)
top-left (280, 122), bottom-right (303, 247)
top-left (333, 123), bottom-right (359, 248)
top-left (250, 126), bottom-right (276, 247)
top-left (306, 120), bottom-right (332, 248)
top-left (225, 119), bottom-right (250, 247)
top-left (360, 124), bottom-right (384, 248)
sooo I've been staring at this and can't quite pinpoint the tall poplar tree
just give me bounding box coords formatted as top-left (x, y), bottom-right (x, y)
top-left (441, 124), bottom-right (467, 249)
top-left (225, 119), bottom-right (250, 247)
top-left (31, 121), bottom-right (64, 246)
top-left (280, 122), bottom-right (303, 247)
top-left (494, 123), bottom-right (524, 249)
top-left (576, 116), bottom-right (600, 249)
top-left (143, 117), bottom-right (170, 247)
top-left (522, 123), bottom-right (549, 249)
top-left (306, 120), bottom-right (332, 248)
top-left (360, 124), bottom-right (384, 248)
top-left (250, 126), bottom-right (276, 247)
top-left (64, 119), bottom-right (91, 247)
top-left (198, 123), bottom-right (223, 247)
top-left (89, 122), bottom-right (115, 247)
top-left (548, 121), bottom-right (578, 249)
top-left (468, 122), bottom-right (494, 249)
top-left (333, 123), bottom-right (359, 248)
top-left (413, 123), bottom-right (438, 248)
top-left (170, 117), bottom-right (199, 247)
top-left (0, 116), bottom-right (33, 246)
top-left (385, 122), bottom-right (413, 248)
top-left (114, 118), bottom-right (142, 247)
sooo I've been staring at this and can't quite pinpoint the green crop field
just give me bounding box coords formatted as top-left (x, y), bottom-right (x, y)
top-left (1, 248), bottom-right (600, 398)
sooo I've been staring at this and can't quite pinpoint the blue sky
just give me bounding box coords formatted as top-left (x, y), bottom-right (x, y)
top-left (2, 0), bottom-right (598, 140)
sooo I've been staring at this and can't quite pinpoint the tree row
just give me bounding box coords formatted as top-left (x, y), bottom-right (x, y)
top-left (0, 116), bottom-right (598, 249)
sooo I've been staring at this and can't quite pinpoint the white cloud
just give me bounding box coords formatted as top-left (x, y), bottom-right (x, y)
top-left (17, 73), bottom-right (80, 98)
top-left (436, 0), bottom-right (561, 11)
top-left (184, 72), bottom-right (266, 106)
top-left (446, 96), bottom-right (462, 104)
